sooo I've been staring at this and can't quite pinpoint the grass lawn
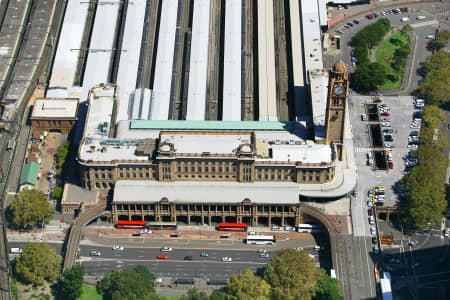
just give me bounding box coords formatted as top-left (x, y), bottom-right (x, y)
top-left (375, 31), bottom-right (409, 89)
top-left (79, 284), bottom-right (102, 300)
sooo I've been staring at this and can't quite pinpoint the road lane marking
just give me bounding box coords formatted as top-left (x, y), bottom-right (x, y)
top-left (81, 258), bottom-right (267, 265)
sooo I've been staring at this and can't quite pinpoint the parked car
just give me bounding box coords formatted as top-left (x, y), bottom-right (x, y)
top-left (370, 227), bottom-right (376, 235)
top-left (373, 99), bottom-right (382, 103)
top-left (367, 200), bottom-right (373, 207)
top-left (160, 247), bottom-right (173, 252)
top-left (381, 112), bottom-right (390, 117)
top-left (221, 257), bottom-right (232, 262)
top-left (221, 233), bottom-right (232, 238)
top-left (353, 19), bottom-right (360, 24)
top-left (259, 253), bottom-right (270, 258)
top-left (157, 254), bottom-right (168, 260)
top-left (382, 122), bottom-right (391, 127)
top-left (140, 229), bottom-right (152, 234)
top-left (368, 208), bottom-right (374, 216)
top-left (112, 245), bottom-right (124, 251)
top-left (388, 161), bottom-right (394, 169)
top-left (372, 236), bottom-right (378, 244)
top-left (90, 250), bottom-right (101, 256)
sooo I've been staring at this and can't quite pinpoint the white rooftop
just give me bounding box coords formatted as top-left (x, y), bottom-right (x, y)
top-left (46, 0), bottom-right (88, 96)
top-left (115, 0), bottom-right (146, 121)
top-left (301, 0), bottom-right (324, 73)
top-left (113, 180), bottom-right (301, 204)
top-left (267, 143), bottom-right (332, 164)
top-left (160, 132), bottom-right (252, 156)
top-left (309, 70), bottom-right (329, 140)
top-left (31, 98), bottom-right (79, 119)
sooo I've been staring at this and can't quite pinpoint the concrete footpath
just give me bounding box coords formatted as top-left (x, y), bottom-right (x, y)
top-left (81, 227), bottom-right (320, 251)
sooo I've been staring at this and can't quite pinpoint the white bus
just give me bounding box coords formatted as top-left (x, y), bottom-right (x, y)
top-left (245, 235), bottom-right (276, 245)
top-left (297, 224), bottom-right (324, 233)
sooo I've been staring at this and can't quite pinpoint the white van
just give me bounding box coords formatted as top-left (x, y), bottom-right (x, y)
top-left (426, 34), bottom-right (435, 39)
top-left (416, 15), bottom-right (426, 20)
top-left (401, 17), bottom-right (409, 22)
top-left (10, 248), bottom-right (22, 254)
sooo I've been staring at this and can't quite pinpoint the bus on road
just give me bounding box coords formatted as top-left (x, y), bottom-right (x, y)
top-left (245, 235), bottom-right (276, 245)
top-left (116, 220), bottom-right (146, 229)
top-left (218, 223), bottom-right (248, 232)
top-left (297, 224), bottom-right (324, 233)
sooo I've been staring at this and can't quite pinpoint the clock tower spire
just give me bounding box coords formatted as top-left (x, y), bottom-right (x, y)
top-left (325, 61), bottom-right (348, 145)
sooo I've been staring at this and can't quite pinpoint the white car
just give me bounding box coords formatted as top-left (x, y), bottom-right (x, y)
top-left (296, 247), bottom-right (304, 251)
top-left (407, 144), bottom-right (418, 150)
top-left (112, 245), bottom-right (124, 251)
top-left (370, 227), bottom-right (376, 235)
top-left (369, 217), bottom-right (375, 225)
top-left (140, 229), bottom-right (152, 234)
top-left (382, 122), bottom-right (391, 127)
top-left (90, 250), bottom-right (101, 256)
top-left (384, 143), bottom-right (393, 148)
top-left (367, 201), bottom-right (373, 207)
top-left (160, 247), bottom-right (173, 252)
top-left (313, 245), bottom-right (322, 251)
top-left (257, 249), bottom-right (267, 253)
top-left (221, 257), bottom-right (232, 262)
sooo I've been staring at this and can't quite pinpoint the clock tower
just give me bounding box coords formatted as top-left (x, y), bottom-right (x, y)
top-left (325, 62), bottom-right (348, 145)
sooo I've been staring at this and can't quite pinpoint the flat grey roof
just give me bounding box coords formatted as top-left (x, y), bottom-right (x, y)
top-left (113, 180), bottom-right (301, 204)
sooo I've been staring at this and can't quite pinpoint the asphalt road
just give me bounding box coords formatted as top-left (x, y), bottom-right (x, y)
top-left (8, 242), bottom-right (330, 281)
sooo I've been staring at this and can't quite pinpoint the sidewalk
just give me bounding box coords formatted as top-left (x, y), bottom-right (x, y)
top-left (81, 227), bottom-right (319, 251)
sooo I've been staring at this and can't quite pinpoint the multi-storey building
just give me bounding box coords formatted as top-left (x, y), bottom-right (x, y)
top-left (77, 62), bottom-right (352, 226)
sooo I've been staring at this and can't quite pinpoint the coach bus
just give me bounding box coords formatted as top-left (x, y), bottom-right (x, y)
top-left (297, 224), bottom-right (324, 233)
top-left (116, 220), bottom-right (146, 229)
top-left (218, 223), bottom-right (248, 232)
top-left (245, 235), bottom-right (276, 245)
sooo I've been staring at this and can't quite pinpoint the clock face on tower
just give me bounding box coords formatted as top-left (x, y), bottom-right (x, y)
top-left (333, 84), bottom-right (344, 95)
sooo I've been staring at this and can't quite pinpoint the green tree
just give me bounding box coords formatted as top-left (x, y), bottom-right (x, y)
top-left (51, 187), bottom-right (63, 200)
top-left (420, 105), bottom-right (447, 129)
top-left (15, 243), bottom-right (61, 286)
top-left (56, 141), bottom-right (69, 168)
top-left (97, 266), bottom-right (158, 300)
top-left (210, 290), bottom-right (234, 300)
top-left (419, 67), bottom-right (450, 105)
top-left (423, 50), bottom-right (450, 74)
top-left (352, 63), bottom-right (386, 92)
top-left (264, 249), bottom-right (325, 300)
top-left (314, 276), bottom-right (344, 300)
top-left (8, 189), bottom-right (55, 230)
top-left (226, 269), bottom-right (270, 300)
top-left (435, 30), bottom-right (450, 49)
top-left (181, 288), bottom-right (209, 300)
top-left (59, 265), bottom-right (84, 300)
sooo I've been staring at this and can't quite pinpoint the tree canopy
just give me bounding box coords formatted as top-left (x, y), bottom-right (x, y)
top-left (15, 242), bottom-right (61, 286)
top-left (419, 50), bottom-right (450, 106)
top-left (264, 249), bottom-right (325, 300)
top-left (401, 105), bottom-right (448, 229)
top-left (181, 288), bottom-right (210, 300)
top-left (314, 276), bottom-right (344, 300)
top-left (435, 30), bottom-right (450, 50)
top-left (226, 269), bottom-right (270, 300)
top-left (53, 265), bottom-right (85, 300)
top-left (8, 189), bottom-right (55, 230)
top-left (351, 63), bottom-right (386, 92)
top-left (97, 266), bottom-right (159, 300)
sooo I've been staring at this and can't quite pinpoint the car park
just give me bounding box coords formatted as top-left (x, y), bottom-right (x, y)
top-left (221, 257), bottom-right (232, 262)
top-left (112, 245), bottom-right (124, 251)
top-left (160, 247), bottom-right (173, 252)
top-left (157, 255), bottom-right (168, 260)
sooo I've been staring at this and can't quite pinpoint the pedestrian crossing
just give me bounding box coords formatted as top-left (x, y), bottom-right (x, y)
top-left (354, 146), bottom-right (372, 153)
